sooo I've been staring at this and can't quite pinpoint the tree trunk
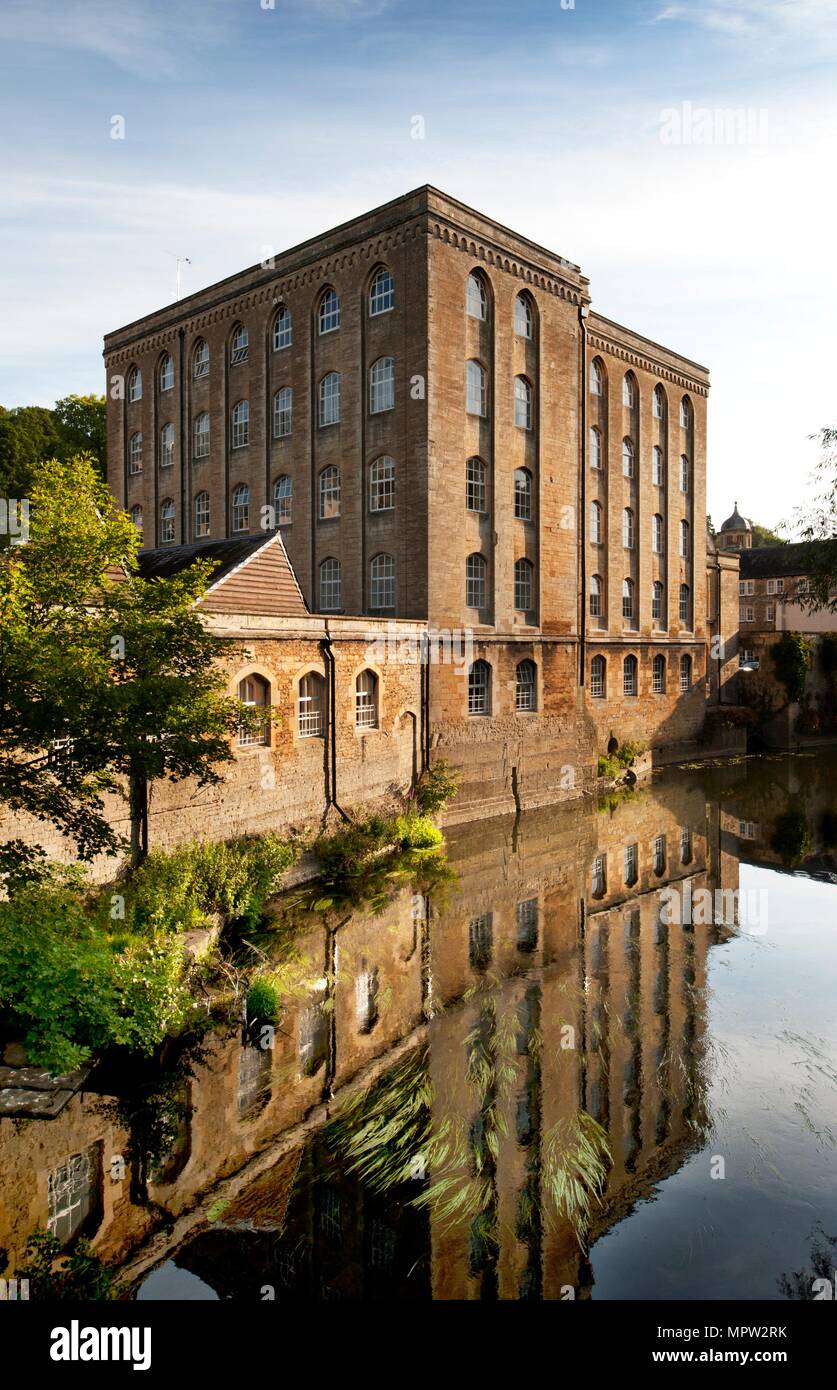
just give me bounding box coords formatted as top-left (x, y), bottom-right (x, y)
top-left (129, 767), bottom-right (149, 869)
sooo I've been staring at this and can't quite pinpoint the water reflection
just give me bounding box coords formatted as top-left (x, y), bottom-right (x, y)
top-left (2, 752), bottom-right (837, 1300)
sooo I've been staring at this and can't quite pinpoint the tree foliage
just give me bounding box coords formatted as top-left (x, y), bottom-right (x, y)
top-left (0, 395), bottom-right (106, 499)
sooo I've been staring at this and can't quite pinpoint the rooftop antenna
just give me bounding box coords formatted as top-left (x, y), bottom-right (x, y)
top-left (165, 253), bottom-right (192, 301)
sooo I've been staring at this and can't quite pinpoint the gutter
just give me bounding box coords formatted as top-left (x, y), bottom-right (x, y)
top-left (320, 625), bottom-right (351, 823)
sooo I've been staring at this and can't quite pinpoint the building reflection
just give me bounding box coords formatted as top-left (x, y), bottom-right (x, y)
top-left (0, 770), bottom-right (741, 1300)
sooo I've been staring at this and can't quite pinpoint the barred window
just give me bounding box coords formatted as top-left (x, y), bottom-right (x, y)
top-left (193, 339), bottom-right (209, 378)
top-left (680, 455), bottom-right (690, 492)
top-left (273, 387), bottom-right (292, 438)
top-left (159, 354), bottom-right (174, 391)
top-left (590, 654), bottom-right (606, 699)
top-left (515, 292), bottom-right (534, 339)
top-left (274, 475), bottom-right (292, 525)
top-left (591, 853), bottom-right (606, 896)
top-left (128, 366), bottom-right (142, 402)
top-left (370, 455), bottom-right (395, 511)
top-left (590, 573), bottom-right (602, 618)
top-left (679, 583), bottom-right (691, 624)
top-left (590, 359), bottom-right (604, 396)
top-left (652, 513), bottom-right (664, 553)
top-left (160, 498), bottom-right (175, 544)
top-left (466, 456), bottom-right (486, 513)
top-left (469, 912), bottom-right (493, 970)
top-left (514, 557), bottom-right (534, 613)
top-left (318, 287), bottom-right (340, 334)
top-left (514, 376), bottom-right (533, 430)
top-left (273, 306), bottom-right (292, 351)
top-left (370, 553), bottom-right (395, 610)
top-left (590, 426), bottom-right (602, 470)
top-left (516, 659), bottom-right (536, 712)
top-left (238, 1041), bottom-right (271, 1117)
top-left (298, 671), bottom-right (324, 738)
top-left (653, 834), bottom-right (666, 875)
top-left (466, 271), bottom-right (488, 320)
top-left (680, 519), bottom-right (690, 558)
top-left (514, 467), bottom-right (532, 521)
top-left (624, 654), bottom-right (638, 696)
top-left (466, 552), bottom-right (487, 609)
top-left (680, 827), bottom-right (693, 864)
top-left (231, 324), bottom-right (249, 365)
top-left (194, 491), bottom-right (210, 538)
top-left (129, 431), bottom-right (143, 474)
top-left (680, 653), bottom-right (693, 692)
top-left (468, 660), bottom-right (491, 716)
top-left (624, 843), bottom-right (638, 885)
top-left (319, 465), bottom-right (341, 520)
top-left (652, 580), bottom-right (664, 624)
top-left (466, 360), bottom-right (487, 417)
top-left (48, 1148), bottom-right (99, 1248)
top-left (370, 356), bottom-right (395, 414)
top-left (231, 399), bottom-right (249, 448)
top-left (356, 967), bottom-right (379, 1032)
top-left (237, 674), bottom-right (270, 747)
top-left (194, 412), bottom-right (209, 458)
top-left (590, 500), bottom-right (603, 545)
top-left (623, 507), bottom-right (635, 549)
top-left (516, 898), bottom-right (538, 952)
top-left (369, 267), bottom-right (394, 316)
top-left (622, 578), bottom-right (634, 623)
top-left (160, 422), bottom-right (174, 467)
top-left (622, 438), bottom-right (635, 478)
top-left (130, 504), bottom-right (143, 537)
top-left (652, 653), bottom-right (666, 693)
top-left (319, 557), bottom-right (341, 611)
top-left (652, 445), bottom-right (664, 486)
top-left (653, 384), bottom-right (665, 419)
top-left (319, 372), bottom-right (341, 426)
top-left (355, 669), bottom-right (379, 729)
top-left (231, 484), bottom-right (249, 533)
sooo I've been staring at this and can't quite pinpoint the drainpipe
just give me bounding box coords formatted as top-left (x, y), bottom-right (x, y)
top-left (320, 626), bottom-right (351, 823)
top-left (178, 327), bottom-right (187, 542)
top-left (420, 630), bottom-right (431, 773)
top-left (578, 303), bottom-right (589, 687)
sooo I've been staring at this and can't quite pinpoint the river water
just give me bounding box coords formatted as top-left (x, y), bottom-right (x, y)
top-left (3, 752), bottom-right (836, 1301)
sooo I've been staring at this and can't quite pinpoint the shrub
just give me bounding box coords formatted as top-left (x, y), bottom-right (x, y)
top-left (13, 1229), bottom-right (118, 1300)
top-left (120, 834), bottom-right (297, 933)
top-left (415, 760), bottom-right (460, 815)
top-left (770, 632), bottom-right (812, 704)
top-left (246, 976), bottom-right (280, 1025)
top-left (391, 814), bottom-right (443, 850)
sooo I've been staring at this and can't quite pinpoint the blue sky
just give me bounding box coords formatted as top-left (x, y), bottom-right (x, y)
top-left (1, 0), bottom-right (835, 528)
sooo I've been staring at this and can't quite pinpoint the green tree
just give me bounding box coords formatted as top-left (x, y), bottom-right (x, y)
top-left (784, 427), bottom-right (837, 613)
top-left (0, 396), bottom-right (106, 502)
top-left (751, 522), bottom-right (787, 547)
top-left (53, 394), bottom-right (107, 474)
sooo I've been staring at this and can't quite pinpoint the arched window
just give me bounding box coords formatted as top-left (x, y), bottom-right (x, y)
top-left (466, 456), bottom-right (486, 513)
top-left (356, 967), bottom-right (380, 1033)
top-left (274, 475), bottom-right (292, 525)
top-left (355, 670), bottom-right (379, 729)
top-left (466, 552), bottom-right (487, 609)
top-left (468, 660), bottom-right (491, 715)
top-left (370, 553), bottom-right (395, 610)
top-left (273, 387), bottom-right (292, 438)
top-left (516, 659), bottom-right (537, 711)
top-left (680, 653), bottom-right (693, 692)
top-left (514, 376), bottom-right (533, 430)
top-left (128, 366), bottom-right (142, 402)
top-left (652, 580), bottom-right (664, 624)
top-left (622, 437), bottom-right (635, 478)
top-left (590, 574), bottom-right (602, 618)
top-left (230, 324), bottom-right (249, 365)
top-left (679, 583), bottom-right (691, 624)
top-left (680, 519), bottom-right (690, 557)
top-left (128, 431), bottom-right (143, 474)
top-left (319, 465), bottom-right (341, 519)
top-left (370, 456), bottom-right (395, 512)
top-left (652, 513), bottom-right (664, 553)
top-left (194, 491), bottom-right (210, 538)
top-left (652, 445), bottom-right (664, 486)
top-left (623, 654), bottom-right (638, 696)
top-left (590, 426), bottom-right (602, 470)
top-left (590, 500), bottom-right (603, 545)
top-left (319, 372), bottom-right (341, 427)
top-left (160, 422), bottom-right (174, 467)
top-left (680, 397), bottom-right (691, 429)
top-left (194, 412), bottom-right (209, 458)
top-left (466, 360), bottom-right (486, 417)
top-left (159, 354), bottom-right (174, 392)
top-left (590, 654), bottom-right (606, 699)
top-left (130, 504), bottom-right (143, 536)
top-left (514, 467), bottom-right (532, 521)
top-left (232, 483), bottom-right (250, 533)
top-left (46, 1148), bottom-right (101, 1247)
top-left (237, 674), bottom-right (270, 747)
top-left (622, 578), bottom-right (635, 623)
top-left (623, 373), bottom-right (637, 409)
top-left (160, 498), bottom-right (175, 544)
top-left (231, 400), bottom-right (249, 448)
top-left (193, 339), bottom-right (209, 378)
top-left (319, 557), bottom-right (341, 611)
top-left (298, 671), bottom-right (324, 738)
top-left (514, 292), bottom-right (534, 339)
top-left (369, 267), bottom-right (394, 316)
top-left (272, 306), bottom-right (292, 351)
top-left (623, 507), bottom-right (635, 550)
top-left (680, 455), bottom-right (690, 492)
top-left (318, 287), bottom-right (340, 334)
top-left (652, 654), bottom-right (666, 694)
top-left (369, 356), bottom-right (395, 414)
top-left (514, 558), bottom-right (534, 613)
top-left (653, 384), bottom-right (665, 420)
top-left (466, 271), bottom-right (488, 320)
top-left (590, 359), bottom-right (604, 396)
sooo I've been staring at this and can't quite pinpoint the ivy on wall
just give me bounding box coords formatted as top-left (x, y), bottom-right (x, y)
top-left (770, 632), bottom-right (813, 705)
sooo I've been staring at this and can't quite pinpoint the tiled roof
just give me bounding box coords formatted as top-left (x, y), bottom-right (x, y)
top-left (137, 531), bottom-right (308, 617)
top-left (739, 539), bottom-right (837, 579)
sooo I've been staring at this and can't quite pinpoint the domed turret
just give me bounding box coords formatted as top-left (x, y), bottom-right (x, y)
top-left (718, 502), bottom-right (753, 550)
